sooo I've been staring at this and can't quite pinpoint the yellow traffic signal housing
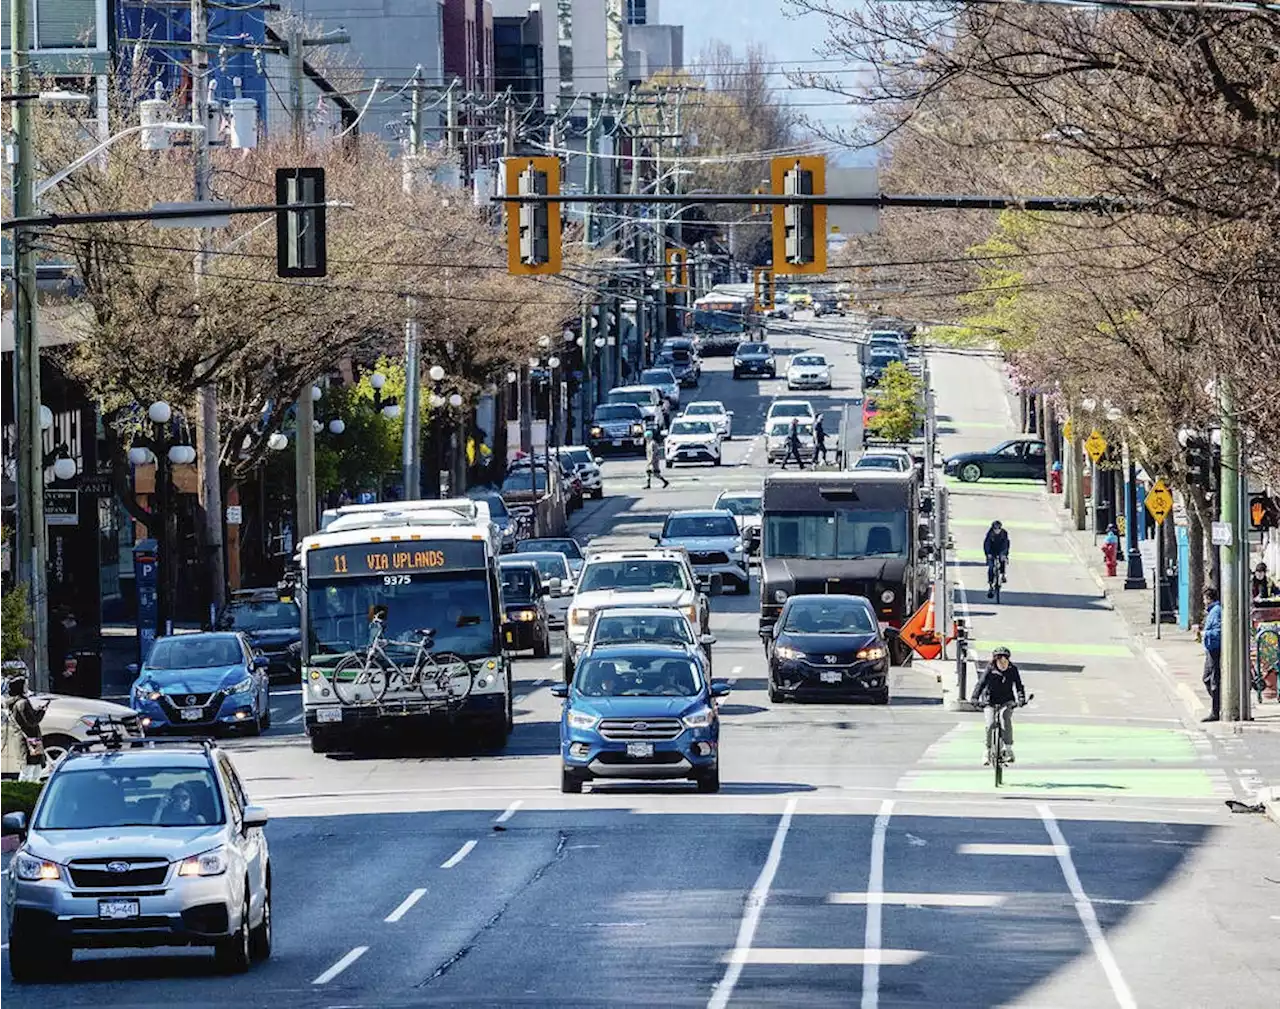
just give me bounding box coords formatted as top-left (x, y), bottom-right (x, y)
top-left (505, 156), bottom-right (562, 275)
top-left (770, 156), bottom-right (826, 275)
top-left (752, 267), bottom-right (775, 311)
top-left (665, 248), bottom-right (688, 291)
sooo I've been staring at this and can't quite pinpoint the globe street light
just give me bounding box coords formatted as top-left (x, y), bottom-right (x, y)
top-left (429, 365), bottom-right (446, 383)
top-left (147, 400), bottom-right (172, 425)
top-left (328, 418), bottom-right (346, 435)
top-left (448, 393), bottom-right (463, 409)
top-left (381, 403), bottom-right (401, 420)
top-left (39, 405), bottom-right (53, 430)
top-left (370, 371), bottom-right (387, 391)
top-left (267, 432), bottom-right (289, 451)
top-left (506, 371), bottom-right (518, 384)
top-left (51, 456), bottom-right (77, 481)
top-left (310, 385), bottom-right (323, 402)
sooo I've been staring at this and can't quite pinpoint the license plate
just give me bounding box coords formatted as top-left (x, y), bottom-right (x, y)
top-left (611, 439), bottom-right (622, 446)
top-left (181, 707), bottom-right (203, 721)
top-left (316, 707), bottom-right (343, 724)
top-left (820, 671), bottom-right (843, 684)
top-left (98, 899), bottom-right (140, 920)
top-left (626, 742), bottom-right (654, 758)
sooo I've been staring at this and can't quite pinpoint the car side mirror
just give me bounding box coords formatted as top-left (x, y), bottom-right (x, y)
top-left (2, 811), bottom-right (28, 837)
top-left (699, 634), bottom-right (717, 646)
top-left (711, 681), bottom-right (731, 698)
top-left (127, 663), bottom-right (139, 676)
top-left (252, 655), bottom-right (270, 670)
top-left (649, 532), bottom-right (662, 541)
top-left (726, 410), bottom-right (734, 416)
top-left (242, 804), bottom-right (269, 830)
top-left (548, 577), bottom-right (562, 592)
top-left (549, 683), bottom-right (569, 698)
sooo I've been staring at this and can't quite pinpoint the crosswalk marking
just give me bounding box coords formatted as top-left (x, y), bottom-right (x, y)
top-left (723, 948), bottom-right (925, 966)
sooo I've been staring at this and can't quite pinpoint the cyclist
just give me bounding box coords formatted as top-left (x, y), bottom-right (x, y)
top-left (970, 645), bottom-right (1026, 765)
top-left (983, 520), bottom-right (1010, 598)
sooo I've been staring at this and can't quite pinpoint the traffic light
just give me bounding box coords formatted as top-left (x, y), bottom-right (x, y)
top-left (771, 156), bottom-right (826, 274)
top-left (665, 248), bottom-right (688, 291)
top-left (753, 267), bottom-right (775, 311)
top-left (1250, 493), bottom-right (1280, 531)
top-left (275, 167), bottom-right (327, 278)
top-left (1184, 435), bottom-right (1212, 492)
top-left (504, 157), bottom-right (562, 275)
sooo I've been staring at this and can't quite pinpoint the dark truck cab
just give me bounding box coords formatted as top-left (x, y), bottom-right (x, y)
top-left (758, 471), bottom-right (928, 664)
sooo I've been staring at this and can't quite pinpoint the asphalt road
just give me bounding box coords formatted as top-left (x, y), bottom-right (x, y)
top-left (5, 313), bottom-right (1279, 1007)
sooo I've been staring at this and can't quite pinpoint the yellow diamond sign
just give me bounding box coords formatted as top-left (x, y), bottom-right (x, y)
top-left (1085, 429), bottom-right (1108, 464)
top-left (1063, 419), bottom-right (1073, 442)
top-left (1145, 478), bottom-right (1174, 525)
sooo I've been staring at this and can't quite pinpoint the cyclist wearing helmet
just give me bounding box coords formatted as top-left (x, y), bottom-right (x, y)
top-left (970, 646), bottom-right (1026, 765)
top-left (983, 520), bottom-right (1010, 598)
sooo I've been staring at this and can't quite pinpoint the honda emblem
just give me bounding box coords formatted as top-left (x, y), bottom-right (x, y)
top-left (825, 655), bottom-right (838, 664)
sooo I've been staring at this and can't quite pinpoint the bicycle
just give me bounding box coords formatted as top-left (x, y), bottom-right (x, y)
top-left (332, 617), bottom-right (473, 706)
top-left (986, 553), bottom-right (1007, 603)
top-left (986, 693), bottom-right (1033, 787)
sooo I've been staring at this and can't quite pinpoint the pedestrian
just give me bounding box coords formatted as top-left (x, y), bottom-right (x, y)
top-left (1201, 587), bottom-right (1222, 722)
top-left (812, 415), bottom-right (828, 465)
top-left (782, 416), bottom-right (806, 469)
top-left (644, 429), bottom-right (669, 489)
top-left (4, 674), bottom-right (48, 782)
top-left (1251, 563), bottom-right (1277, 601)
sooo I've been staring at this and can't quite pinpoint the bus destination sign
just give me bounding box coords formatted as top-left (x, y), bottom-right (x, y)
top-left (307, 540), bottom-right (486, 578)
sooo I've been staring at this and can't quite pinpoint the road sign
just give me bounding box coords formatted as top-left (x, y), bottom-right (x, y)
top-left (225, 505), bottom-right (243, 526)
top-left (1063, 419), bottom-right (1073, 442)
top-left (44, 489), bottom-right (78, 526)
top-left (1145, 478), bottom-right (1174, 525)
top-left (1211, 521), bottom-right (1233, 546)
top-left (1085, 429), bottom-right (1108, 464)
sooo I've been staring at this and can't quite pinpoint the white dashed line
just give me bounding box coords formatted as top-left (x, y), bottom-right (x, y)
top-left (286, 712), bottom-right (304, 724)
top-left (383, 888), bottom-right (428, 923)
top-left (441, 840), bottom-right (477, 868)
top-left (513, 694), bottom-right (528, 703)
top-left (495, 800), bottom-right (523, 823)
top-left (312, 945), bottom-right (368, 984)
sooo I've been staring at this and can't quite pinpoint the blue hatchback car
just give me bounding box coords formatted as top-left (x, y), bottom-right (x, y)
top-left (550, 644), bottom-right (730, 794)
top-left (130, 632), bottom-right (272, 735)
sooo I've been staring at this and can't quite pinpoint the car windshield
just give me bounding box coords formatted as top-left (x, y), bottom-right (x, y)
top-left (560, 448), bottom-right (593, 466)
top-left (770, 404), bottom-right (811, 418)
top-left (517, 553), bottom-right (569, 582)
top-left (782, 598), bottom-right (877, 634)
top-left (517, 538), bottom-right (584, 560)
top-left (575, 655), bottom-right (703, 697)
top-left (592, 613), bottom-right (695, 646)
top-left (595, 404), bottom-right (643, 422)
top-left (502, 470), bottom-right (548, 493)
top-left (609, 391), bottom-right (653, 407)
top-left (671, 420), bottom-right (715, 436)
top-left (716, 495), bottom-right (761, 517)
top-left (793, 356), bottom-right (826, 367)
top-left (641, 369), bottom-right (676, 385)
top-left (146, 636), bottom-right (242, 670)
top-left (763, 510), bottom-right (909, 559)
top-left (664, 514), bottom-right (739, 539)
top-left (35, 767), bottom-right (225, 829)
top-left (685, 403), bottom-right (723, 416)
top-left (216, 600), bottom-right (297, 631)
top-left (856, 456), bottom-right (906, 471)
top-left (870, 348), bottom-right (902, 361)
top-left (770, 421), bottom-right (813, 437)
top-left (579, 560), bottom-right (691, 592)
top-left (469, 492), bottom-right (509, 520)
top-left (500, 565), bottom-right (538, 603)
top-left (739, 344), bottom-right (770, 355)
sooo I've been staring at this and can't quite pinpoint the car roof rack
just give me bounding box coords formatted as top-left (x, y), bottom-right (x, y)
top-left (68, 718), bottom-right (217, 755)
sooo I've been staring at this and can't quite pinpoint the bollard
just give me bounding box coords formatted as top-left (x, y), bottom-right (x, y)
top-left (955, 618), bottom-right (969, 700)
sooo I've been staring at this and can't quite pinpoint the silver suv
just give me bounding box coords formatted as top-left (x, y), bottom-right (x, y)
top-left (653, 510), bottom-right (750, 594)
top-left (2, 727), bottom-right (271, 981)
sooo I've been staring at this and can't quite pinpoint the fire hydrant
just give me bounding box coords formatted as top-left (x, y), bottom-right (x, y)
top-left (1050, 460), bottom-right (1063, 494)
top-left (1102, 526), bottom-right (1120, 577)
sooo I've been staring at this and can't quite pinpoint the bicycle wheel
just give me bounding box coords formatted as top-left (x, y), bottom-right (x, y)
top-left (419, 652), bottom-right (474, 702)
top-left (991, 568), bottom-right (1002, 604)
top-left (989, 722), bottom-right (1003, 787)
top-left (332, 652), bottom-right (391, 704)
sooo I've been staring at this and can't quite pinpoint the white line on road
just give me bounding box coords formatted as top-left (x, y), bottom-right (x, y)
top-left (957, 843), bottom-right (1063, 857)
top-left (830, 892), bottom-right (1004, 908)
top-left (513, 694), bottom-right (528, 703)
top-left (286, 712), bottom-right (304, 724)
top-left (273, 688), bottom-right (302, 696)
top-left (706, 797), bottom-right (798, 1009)
top-left (862, 799), bottom-right (895, 1009)
top-left (312, 945), bottom-right (368, 984)
top-left (384, 888), bottom-right (428, 923)
top-left (723, 948), bottom-right (923, 966)
top-left (441, 840), bottom-right (477, 868)
top-left (1038, 804), bottom-right (1137, 1009)
top-left (495, 800), bottom-right (522, 823)
top-left (731, 665), bottom-right (743, 675)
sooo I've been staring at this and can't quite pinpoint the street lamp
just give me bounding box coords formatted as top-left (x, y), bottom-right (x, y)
top-left (328, 419), bottom-right (346, 435)
top-left (51, 456), bottom-right (77, 482)
top-left (267, 432), bottom-right (289, 451)
top-left (429, 365), bottom-right (446, 383)
top-left (142, 399), bottom-right (195, 639)
top-left (370, 371), bottom-right (387, 391)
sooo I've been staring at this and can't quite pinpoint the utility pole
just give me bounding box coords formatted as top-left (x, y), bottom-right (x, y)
top-left (1219, 376), bottom-right (1247, 721)
top-left (653, 89), bottom-right (667, 354)
top-left (191, 0), bottom-right (225, 612)
top-left (9, 0), bottom-right (49, 689)
top-left (401, 67), bottom-right (425, 500)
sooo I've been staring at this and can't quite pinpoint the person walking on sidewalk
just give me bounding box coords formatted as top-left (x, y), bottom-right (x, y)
top-left (1201, 587), bottom-right (1222, 722)
top-left (4, 674), bottom-right (48, 782)
top-left (644, 430), bottom-right (669, 489)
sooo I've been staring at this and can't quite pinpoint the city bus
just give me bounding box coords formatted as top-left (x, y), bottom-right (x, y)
top-left (298, 507), bottom-right (511, 753)
top-left (685, 287), bottom-right (762, 355)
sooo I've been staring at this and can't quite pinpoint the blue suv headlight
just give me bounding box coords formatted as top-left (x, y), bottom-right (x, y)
top-left (682, 706), bottom-right (715, 729)
top-left (567, 709), bottom-right (599, 730)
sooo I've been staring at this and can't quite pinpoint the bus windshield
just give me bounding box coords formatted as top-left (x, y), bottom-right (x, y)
top-left (692, 307), bottom-right (746, 333)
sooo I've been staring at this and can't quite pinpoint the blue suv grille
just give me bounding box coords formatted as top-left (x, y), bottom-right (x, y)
top-left (598, 718), bottom-right (683, 741)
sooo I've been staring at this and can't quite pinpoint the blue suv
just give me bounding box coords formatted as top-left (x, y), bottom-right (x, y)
top-left (550, 644), bottom-right (730, 794)
top-left (130, 632), bottom-right (271, 735)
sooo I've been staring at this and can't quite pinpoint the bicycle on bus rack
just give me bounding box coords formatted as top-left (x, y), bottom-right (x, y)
top-left (331, 616), bottom-right (473, 706)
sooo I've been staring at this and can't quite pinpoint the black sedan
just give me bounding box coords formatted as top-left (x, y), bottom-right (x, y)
top-left (498, 561), bottom-right (552, 657)
top-left (214, 590), bottom-right (300, 682)
top-left (761, 594), bottom-right (890, 704)
top-left (944, 436), bottom-right (1046, 483)
top-left (732, 342), bottom-right (777, 379)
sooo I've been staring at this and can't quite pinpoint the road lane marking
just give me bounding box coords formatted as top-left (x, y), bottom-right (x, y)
top-left (731, 665), bottom-right (743, 675)
top-left (312, 945), bottom-right (369, 984)
top-left (384, 888), bottom-right (428, 923)
top-left (707, 797), bottom-right (798, 1009)
top-left (723, 949), bottom-right (923, 966)
top-left (830, 892), bottom-right (1004, 908)
top-left (957, 843), bottom-right (1063, 857)
top-left (513, 694), bottom-right (528, 703)
top-left (441, 840), bottom-right (477, 868)
top-left (1039, 804), bottom-right (1137, 1009)
top-left (862, 799), bottom-right (895, 1009)
top-left (495, 800), bottom-right (522, 823)
top-left (286, 712), bottom-right (304, 724)
top-left (272, 689), bottom-right (302, 696)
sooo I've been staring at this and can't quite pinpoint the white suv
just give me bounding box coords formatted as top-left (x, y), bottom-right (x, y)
top-left (562, 550), bottom-right (712, 682)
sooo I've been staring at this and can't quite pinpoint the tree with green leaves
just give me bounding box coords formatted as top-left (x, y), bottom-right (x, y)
top-left (866, 362), bottom-right (924, 444)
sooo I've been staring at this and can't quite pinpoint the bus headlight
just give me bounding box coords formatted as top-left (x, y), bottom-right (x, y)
top-left (881, 589), bottom-right (895, 603)
top-left (774, 589), bottom-right (788, 603)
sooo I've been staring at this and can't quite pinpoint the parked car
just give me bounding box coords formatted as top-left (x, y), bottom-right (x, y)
top-left (944, 437), bottom-right (1047, 482)
top-left (712, 490), bottom-right (762, 555)
top-left (467, 489), bottom-right (520, 552)
top-left (862, 346), bottom-right (905, 387)
top-left (764, 594), bottom-right (890, 704)
top-left (2, 732), bottom-right (271, 981)
top-left (498, 560), bottom-right (552, 657)
top-left (655, 338), bottom-right (702, 387)
top-left (588, 403), bottom-right (647, 454)
top-left (581, 606), bottom-right (715, 675)
top-left (550, 645), bottom-right (730, 793)
top-left (1, 687), bottom-right (142, 778)
top-left (516, 536), bottom-right (587, 579)
top-left (732, 342), bottom-right (777, 379)
top-left (786, 353), bottom-right (833, 391)
top-left (766, 418), bottom-right (815, 463)
top-left (854, 450), bottom-right (913, 473)
top-left (651, 509), bottom-right (750, 594)
top-left (510, 454), bottom-right (582, 513)
top-left (511, 551), bottom-right (575, 628)
top-left (607, 386), bottom-right (666, 430)
top-left (663, 418), bottom-right (723, 467)
top-left (680, 400), bottom-right (733, 440)
top-left (558, 446), bottom-right (604, 500)
top-left (767, 303), bottom-right (793, 320)
top-left (129, 633), bottom-right (271, 735)
top-left (640, 367), bottom-right (681, 412)
top-left (214, 590), bottom-right (300, 683)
